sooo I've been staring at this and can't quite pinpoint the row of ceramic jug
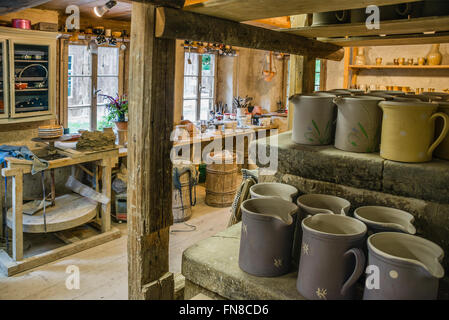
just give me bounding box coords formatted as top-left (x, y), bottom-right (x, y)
top-left (238, 182), bottom-right (445, 300)
top-left (289, 90), bottom-right (449, 163)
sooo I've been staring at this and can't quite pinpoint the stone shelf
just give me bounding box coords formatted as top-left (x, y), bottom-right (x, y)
top-left (252, 131), bottom-right (449, 204)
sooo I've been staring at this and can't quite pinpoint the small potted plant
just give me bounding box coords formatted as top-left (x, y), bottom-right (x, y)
top-left (100, 93), bottom-right (128, 130)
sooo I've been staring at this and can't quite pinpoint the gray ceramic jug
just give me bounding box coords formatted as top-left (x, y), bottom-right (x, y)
top-left (354, 206), bottom-right (416, 234)
top-left (289, 93), bottom-right (336, 145)
top-left (239, 198), bottom-right (298, 277)
top-left (334, 96), bottom-right (385, 153)
top-left (250, 183), bottom-right (298, 202)
top-left (297, 214), bottom-right (367, 300)
top-left (363, 232), bottom-right (444, 300)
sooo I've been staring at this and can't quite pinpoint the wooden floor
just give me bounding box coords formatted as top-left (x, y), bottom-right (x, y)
top-left (0, 185), bottom-right (232, 300)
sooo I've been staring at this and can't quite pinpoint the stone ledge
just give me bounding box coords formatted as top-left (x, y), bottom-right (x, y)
top-left (252, 131), bottom-right (449, 204)
top-left (181, 223), bottom-right (305, 300)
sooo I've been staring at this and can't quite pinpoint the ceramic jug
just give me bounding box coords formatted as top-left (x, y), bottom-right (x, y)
top-left (239, 198), bottom-right (298, 277)
top-left (296, 193), bottom-right (350, 215)
top-left (334, 96), bottom-right (385, 153)
top-left (435, 102), bottom-right (449, 160)
top-left (379, 101), bottom-right (449, 162)
top-left (363, 232), bottom-right (444, 300)
top-left (250, 182), bottom-right (298, 202)
top-left (426, 44), bottom-right (443, 66)
top-left (354, 206), bottom-right (416, 234)
top-left (297, 214), bottom-right (367, 300)
top-left (289, 93), bottom-right (336, 145)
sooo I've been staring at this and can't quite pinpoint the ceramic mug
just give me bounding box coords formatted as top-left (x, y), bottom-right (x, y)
top-left (435, 101), bottom-right (449, 160)
top-left (379, 101), bottom-right (449, 162)
top-left (418, 57), bottom-right (426, 65)
top-left (297, 214), bottom-right (367, 300)
top-left (398, 58), bottom-right (405, 65)
top-left (376, 58), bottom-right (382, 65)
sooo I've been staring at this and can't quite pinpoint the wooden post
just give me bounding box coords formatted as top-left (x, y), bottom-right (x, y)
top-left (128, 1), bottom-right (175, 300)
top-left (12, 171), bottom-right (23, 261)
top-left (100, 159), bottom-right (112, 233)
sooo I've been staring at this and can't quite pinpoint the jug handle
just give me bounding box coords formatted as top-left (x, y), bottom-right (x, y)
top-left (340, 248), bottom-right (366, 296)
top-left (333, 96), bottom-right (343, 105)
top-left (428, 112), bottom-right (449, 156)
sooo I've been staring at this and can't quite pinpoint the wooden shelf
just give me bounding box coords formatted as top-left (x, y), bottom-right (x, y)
top-left (15, 88), bottom-right (48, 92)
top-left (350, 65), bottom-right (449, 70)
top-left (15, 60), bottom-right (48, 63)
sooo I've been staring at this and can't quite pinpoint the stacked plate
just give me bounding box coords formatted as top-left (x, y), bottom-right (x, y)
top-left (38, 125), bottom-right (63, 139)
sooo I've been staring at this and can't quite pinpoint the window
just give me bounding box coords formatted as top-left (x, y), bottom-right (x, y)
top-left (67, 45), bottom-right (120, 132)
top-left (314, 59), bottom-right (321, 92)
top-left (183, 52), bottom-right (216, 122)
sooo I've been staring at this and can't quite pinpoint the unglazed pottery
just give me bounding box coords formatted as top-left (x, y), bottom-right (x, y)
top-left (435, 101), bottom-right (449, 160)
top-left (426, 44), bottom-right (443, 66)
top-left (379, 101), bottom-right (449, 162)
top-left (297, 214), bottom-right (367, 300)
top-left (289, 93), bottom-right (336, 145)
top-left (296, 194), bottom-right (350, 215)
top-left (354, 206), bottom-right (416, 234)
top-left (334, 96), bottom-right (384, 153)
top-left (250, 183), bottom-right (298, 202)
top-left (363, 232), bottom-right (444, 300)
top-left (239, 198), bottom-right (298, 277)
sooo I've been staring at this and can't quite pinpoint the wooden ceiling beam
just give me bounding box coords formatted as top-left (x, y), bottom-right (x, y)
top-left (155, 6), bottom-right (344, 61)
top-left (0, 0), bottom-right (51, 15)
top-left (130, 0), bottom-right (185, 8)
top-left (183, 0), bottom-right (422, 22)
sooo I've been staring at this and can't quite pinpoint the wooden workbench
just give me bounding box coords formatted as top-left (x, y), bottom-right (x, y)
top-left (0, 147), bottom-right (121, 276)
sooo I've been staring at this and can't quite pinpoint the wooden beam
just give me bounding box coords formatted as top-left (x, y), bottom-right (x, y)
top-left (155, 7), bottom-right (343, 61)
top-left (281, 15), bottom-right (449, 38)
top-left (0, 0), bottom-right (51, 15)
top-left (324, 31), bottom-right (449, 47)
top-left (128, 1), bottom-right (175, 300)
top-left (131, 0), bottom-right (185, 8)
top-left (183, 0), bottom-right (421, 22)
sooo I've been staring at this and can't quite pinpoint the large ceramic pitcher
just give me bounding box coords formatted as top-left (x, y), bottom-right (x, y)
top-left (250, 183), bottom-right (298, 202)
top-left (297, 193), bottom-right (350, 215)
top-left (379, 101), bottom-right (449, 162)
top-left (435, 102), bottom-right (449, 160)
top-left (354, 206), bottom-right (416, 234)
top-left (363, 232), bottom-right (444, 300)
top-left (334, 96), bottom-right (384, 153)
top-left (289, 93), bottom-right (336, 145)
top-left (297, 214), bottom-right (367, 300)
top-left (239, 198), bottom-right (298, 277)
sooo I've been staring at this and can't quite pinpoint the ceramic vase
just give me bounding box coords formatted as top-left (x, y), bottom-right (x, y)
top-left (297, 214), bottom-right (367, 300)
top-left (379, 101), bottom-right (449, 162)
top-left (289, 93), bottom-right (336, 145)
top-left (334, 96), bottom-right (384, 153)
top-left (114, 121), bottom-right (128, 130)
top-left (363, 232), bottom-right (444, 300)
top-left (239, 198), bottom-right (298, 277)
top-left (426, 44), bottom-right (443, 66)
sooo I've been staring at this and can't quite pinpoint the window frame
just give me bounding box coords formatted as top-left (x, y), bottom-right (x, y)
top-left (182, 51), bottom-right (217, 122)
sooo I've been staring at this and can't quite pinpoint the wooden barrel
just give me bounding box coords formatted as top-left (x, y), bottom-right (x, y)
top-left (172, 165), bottom-right (193, 222)
top-left (205, 151), bottom-right (238, 207)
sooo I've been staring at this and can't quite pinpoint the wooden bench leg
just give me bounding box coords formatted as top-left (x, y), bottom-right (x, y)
top-left (12, 172), bottom-right (23, 261)
top-left (100, 162), bottom-right (112, 233)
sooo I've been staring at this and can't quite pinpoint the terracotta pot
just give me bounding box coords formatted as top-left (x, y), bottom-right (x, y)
top-left (114, 121), bottom-right (128, 130)
top-left (354, 206), bottom-right (416, 234)
top-left (426, 44), bottom-right (443, 66)
top-left (239, 198), bottom-right (298, 277)
top-left (289, 93), bottom-right (336, 145)
top-left (379, 101), bottom-right (449, 162)
top-left (297, 214), bottom-right (367, 300)
top-left (435, 101), bottom-right (449, 159)
top-left (334, 96), bottom-right (384, 153)
top-left (363, 232), bottom-right (444, 300)
top-left (250, 183), bottom-right (298, 202)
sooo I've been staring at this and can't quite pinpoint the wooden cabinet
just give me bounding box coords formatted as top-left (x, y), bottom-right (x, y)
top-left (0, 27), bottom-right (57, 124)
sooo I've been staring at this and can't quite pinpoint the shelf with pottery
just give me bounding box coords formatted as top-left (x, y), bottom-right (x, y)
top-left (349, 65), bottom-right (449, 70)
top-left (0, 145), bottom-right (120, 276)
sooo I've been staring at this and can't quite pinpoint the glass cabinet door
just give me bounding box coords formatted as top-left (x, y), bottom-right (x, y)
top-left (10, 41), bottom-right (52, 117)
top-left (0, 40), bottom-right (7, 119)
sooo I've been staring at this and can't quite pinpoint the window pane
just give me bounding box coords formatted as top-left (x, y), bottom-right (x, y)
top-left (201, 76), bottom-right (214, 98)
top-left (183, 76), bottom-right (198, 99)
top-left (68, 76), bottom-right (91, 107)
top-left (184, 52), bottom-right (199, 76)
top-left (68, 107), bottom-right (91, 132)
top-left (68, 45), bottom-right (91, 76)
top-left (200, 99), bottom-right (213, 121)
top-left (97, 105), bottom-right (112, 130)
top-left (201, 54), bottom-right (215, 77)
top-left (98, 47), bottom-right (119, 76)
top-left (315, 60), bottom-right (321, 72)
top-left (183, 99), bottom-right (196, 122)
top-left (97, 76), bottom-right (119, 103)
